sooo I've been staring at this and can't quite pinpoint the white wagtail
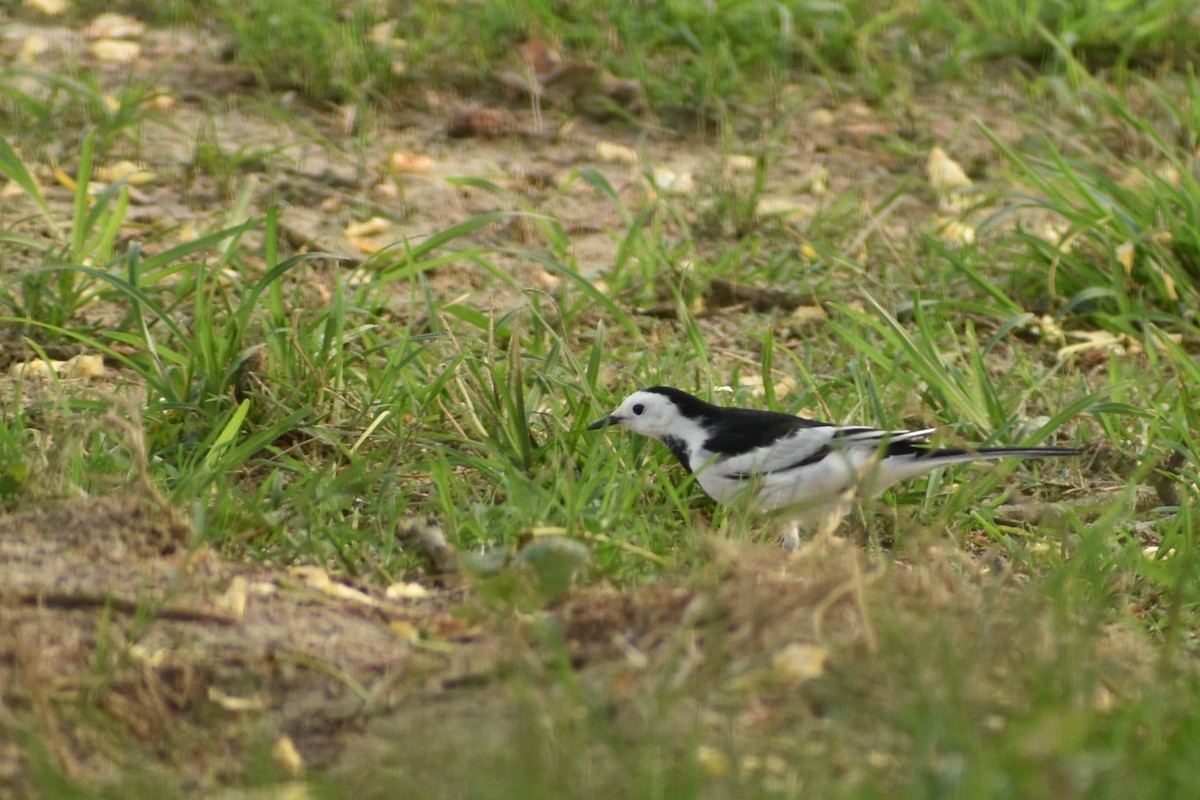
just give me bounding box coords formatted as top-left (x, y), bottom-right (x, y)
top-left (589, 386), bottom-right (1080, 549)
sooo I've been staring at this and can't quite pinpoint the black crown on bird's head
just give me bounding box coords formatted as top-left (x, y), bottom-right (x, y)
top-left (642, 386), bottom-right (717, 418)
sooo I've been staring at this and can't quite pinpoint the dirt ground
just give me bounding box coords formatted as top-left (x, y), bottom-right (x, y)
top-left (0, 494), bottom-right (890, 792)
top-left (0, 19), bottom-right (1030, 302)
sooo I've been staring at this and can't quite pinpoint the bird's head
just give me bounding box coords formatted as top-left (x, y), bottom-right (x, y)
top-left (587, 388), bottom-right (699, 441)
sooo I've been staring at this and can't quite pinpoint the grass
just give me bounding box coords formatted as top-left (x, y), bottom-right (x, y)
top-left (1, 0), bottom-right (1200, 796)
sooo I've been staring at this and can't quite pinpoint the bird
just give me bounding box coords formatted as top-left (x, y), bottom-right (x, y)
top-left (588, 386), bottom-right (1080, 550)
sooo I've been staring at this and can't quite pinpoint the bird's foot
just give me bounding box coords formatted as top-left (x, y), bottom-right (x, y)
top-left (780, 522), bottom-right (801, 551)
top-left (779, 502), bottom-right (852, 552)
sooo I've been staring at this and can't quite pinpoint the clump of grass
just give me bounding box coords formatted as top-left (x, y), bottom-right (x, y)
top-left (390, 0), bottom-right (899, 118)
top-left (980, 79), bottom-right (1200, 321)
top-left (216, 0), bottom-right (400, 103)
top-left (0, 66), bottom-right (167, 154)
top-left (923, 0), bottom-right (1200, 69)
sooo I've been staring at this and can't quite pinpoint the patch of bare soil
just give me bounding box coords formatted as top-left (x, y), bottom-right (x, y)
top-left (0, 496), bottom-right (478, 790)
top-left (0, 495), bottom-right (893, 793)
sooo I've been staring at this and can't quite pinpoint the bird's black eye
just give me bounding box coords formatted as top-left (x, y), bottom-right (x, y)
top-left (632, 403), bottom-right (645, 416)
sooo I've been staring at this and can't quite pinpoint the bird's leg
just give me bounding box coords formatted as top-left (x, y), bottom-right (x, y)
top-left (814, 501), bottom-right (850, 541)
top-left (780, 492), bottom-right (855, 551)
top-left (779, 502), bottom-right (849, 551)
top-left (807, 488), bottom-right (856, 548)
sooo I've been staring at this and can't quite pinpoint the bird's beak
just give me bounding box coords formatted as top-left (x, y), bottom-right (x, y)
top-left (587, 415), bottom-right (619, 431)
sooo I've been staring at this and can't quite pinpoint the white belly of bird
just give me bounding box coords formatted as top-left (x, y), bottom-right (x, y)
top-left (696, 449), bottom-right (883, 518)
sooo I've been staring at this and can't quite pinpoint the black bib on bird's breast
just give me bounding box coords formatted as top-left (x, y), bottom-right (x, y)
top-left (660, 435), bottom-right (692, 472)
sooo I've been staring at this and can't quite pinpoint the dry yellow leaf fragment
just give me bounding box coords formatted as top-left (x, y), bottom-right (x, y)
top-left (272, 736), bottom-right (305, 777)
top-left (650, 166), bottom-right (695, 196)
top-left (388, 150), bottom-right (436, 173)
top-left (27, 0), bottom-right (68, 14)
top-left (927, 145), bottom-right (972, 192)
top-left (63, 354), bottom-right (105, 379)
top-left (810, 107), bottom-right (836, 127)
top-left (786, 305), bottom-right (828, 325)
top-left (215, 576), bottom-right (249, 619)
top-left (9, 360), bottom-right (54, 379)
top-left (86, 12), bottom-right (145, 38)
top-left (343, 217), bottom-right (392, 238)
top-left (755, 195), bottom-right (814, 218)
top-left (97, 160), bottom-right (155, 185)
top-left (368, 20), bottom-right (397, 46)
top-left (385, 581), bottom-right (430, 600)
top-left (1116, 241), bottom-right (1135, 272)
top-left (935, 218), bottom-right (976, 246)
top-left (388, 619), bottom-right (418, 640)
top-left (18, 35), bottom-right (49, 65)
top-left (207, 687), bottom-right (268, 713)
top-left (8, 354), bottom-right (105, 380)
top-left (772, 642), bottom-right (828, 686)
top-left (595, 141), bottom-right (638, 164)
top-left (696, 745), bottom-right (731, 778)
top-left (127, 644), bottom-right (168, 667)
top-left (724, 154), bottom-right (756, 173)
top-left (90, 39), bottom-right (141, 63)
top-left (291, 566), bottom-right (380, 607)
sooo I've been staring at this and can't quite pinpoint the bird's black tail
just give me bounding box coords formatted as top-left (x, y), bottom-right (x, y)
top-left (913, 445), bottom-right (1082, 462)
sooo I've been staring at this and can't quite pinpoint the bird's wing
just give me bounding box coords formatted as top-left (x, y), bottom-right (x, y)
top-left (715, 425), bottom-right (934, 479)
top-left (830, 426), bottom-right (935, 448)
top-left (700, 409), bottom-right (825, 456)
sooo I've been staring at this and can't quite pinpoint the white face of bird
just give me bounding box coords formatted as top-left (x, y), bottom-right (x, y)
top-left (588, 390), bottom-right (688, 440)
